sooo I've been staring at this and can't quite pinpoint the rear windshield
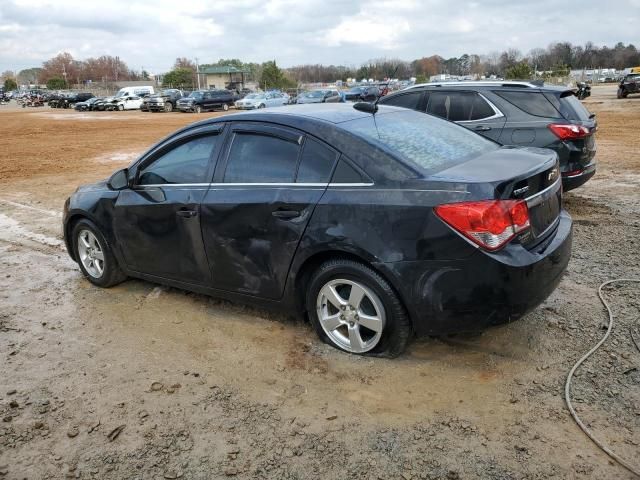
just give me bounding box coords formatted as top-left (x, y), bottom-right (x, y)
top-left (342, 109), bottom-right (498, 175)
top-left (544, 92), bottom-right (592, 121)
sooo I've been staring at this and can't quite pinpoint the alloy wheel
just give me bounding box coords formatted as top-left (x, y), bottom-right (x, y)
top-left (316, 279), bottom-right (385, 353)
top-left (77, 229), bottom-right (105, 279)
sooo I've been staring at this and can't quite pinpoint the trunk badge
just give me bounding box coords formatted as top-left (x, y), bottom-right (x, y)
top-left (513, 186), bottom-right (530, 197)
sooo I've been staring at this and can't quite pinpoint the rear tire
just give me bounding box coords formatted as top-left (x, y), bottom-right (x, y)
top-left (72, 219), bottom-right (126, 288)
top-left (305, 259), bottom-right (411, 357)
top-left (617, 88), bottom-right (628, 99)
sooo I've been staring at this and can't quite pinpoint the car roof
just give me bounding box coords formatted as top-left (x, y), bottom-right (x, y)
top-left (199, 103), bottom-right (405, 126)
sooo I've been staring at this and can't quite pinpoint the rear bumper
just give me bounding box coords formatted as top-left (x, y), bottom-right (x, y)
top-left (561, 162), bottom-right (596, 191)
top-left (375, 211), bottom-right (573, 336)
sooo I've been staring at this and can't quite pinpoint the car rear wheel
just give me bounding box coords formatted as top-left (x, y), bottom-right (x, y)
top-left (306, 259), bottom-right (411, 357)
top-left (617, 88), bottom-right (628, 99)
top-left (72, 219), bottom-right (126, 288)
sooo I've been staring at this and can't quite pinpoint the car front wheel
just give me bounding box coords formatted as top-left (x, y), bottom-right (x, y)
top-left (195, 105), bottom-right (202, 114)
top-left (164, 103), bottom-right (173, 112)
top-left (222, 103), bottom-right (229, 111)
top-left (306, 259), bottom-right (411, 357)
top-left (72, 219), bottom-right (126, 288)
top-left (617, 88), bottom-right (628, 99)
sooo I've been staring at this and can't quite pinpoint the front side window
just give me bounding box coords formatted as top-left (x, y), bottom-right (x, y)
top-left (138, 135), bottom-right (218, 185)
top-left (224, 133), bottom-right (300, 183)
top-left (382, 91), bottom-right (422, 110)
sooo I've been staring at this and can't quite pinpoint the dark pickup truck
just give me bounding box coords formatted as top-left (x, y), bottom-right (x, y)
top-left (617, 74), bottom-right (640, 98)
top-left (146, 89), bottom-right (184, 112)
top-left (176, 89), bottom-right (237, 113)
top-left (50, 92), bottom-right (95, 109)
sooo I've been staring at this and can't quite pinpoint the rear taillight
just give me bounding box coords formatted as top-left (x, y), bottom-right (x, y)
top-left (548, 123), bottom-right (590, 140)
top-left (434, 200), bottom-right (530, 251)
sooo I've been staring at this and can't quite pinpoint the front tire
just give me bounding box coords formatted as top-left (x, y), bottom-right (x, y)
top-left (306, 259), bottom-right (411, 357)
top-left (195, 105), bottom-right (202, 114)
top-left (118, 104), bottom-right (124, 111)
top-left (617, 88), bottom-right (628, 99)
top-left (222, 103), bottom-right (229, 111)
top-left (164, 102), bottom-right (173, 112)
top-left (72, 219), bottom-right (126, 288)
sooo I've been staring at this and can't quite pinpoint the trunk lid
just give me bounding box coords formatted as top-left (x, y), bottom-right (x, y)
top-left (433, 145), bottom-right (562, 248)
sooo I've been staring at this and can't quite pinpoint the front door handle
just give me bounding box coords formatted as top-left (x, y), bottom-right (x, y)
top-left (474, 125), bottom-right (492, 131)
top-left (272, 209), bottom-right (301, 220)
top-left (177, 209), bottom-right (198, 218)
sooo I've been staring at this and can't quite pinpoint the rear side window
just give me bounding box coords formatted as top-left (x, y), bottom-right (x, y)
top-left (343, 110), bottom-right (498, 175)
top-left (381, 91), bottom-right (423, 110)
top-left (138, 135), bottom-right (218, 185)
top-left (494, 91), bottom-right (561, 118)
top-left (543, 92), bottom-right (591, 121)
top-left (331, 159), bottom-right (368, 183)
top-left (296, 138), bottom-right (337, 183)
top-left (224, 133), bottom-right (300, 183)
top-left (427, 91), bottom-right (495, 121)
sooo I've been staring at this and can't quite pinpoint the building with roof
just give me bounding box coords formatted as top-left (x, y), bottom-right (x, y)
top-left (199, 66), bottom-right (249, 92)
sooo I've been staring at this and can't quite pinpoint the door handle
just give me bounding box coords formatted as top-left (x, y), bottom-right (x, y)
top-left (176, 209), bottom-right (198, 218)
top-left (474, 125), bottom-right (492, 131)
top-left (272, 209), bottom-right (301, 220)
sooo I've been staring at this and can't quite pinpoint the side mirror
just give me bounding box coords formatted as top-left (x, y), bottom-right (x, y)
top-left (108, 168), bottom-right (129, 190)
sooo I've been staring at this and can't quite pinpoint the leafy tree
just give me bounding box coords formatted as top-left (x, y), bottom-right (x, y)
top-left (163, 68), bottom-right (194, 88)
top-left (46, 77), bottom-right (67, 90)
top-left (4, 78), bottom-right (17, 91)
top-left (174, 57), bottom-right (196, 71)
top-left (505, 62), bottom-right (532, 80)
top-left (259, 61), bottom-right (295, 89)
top-left (17, 68), bottom-right (42, 86)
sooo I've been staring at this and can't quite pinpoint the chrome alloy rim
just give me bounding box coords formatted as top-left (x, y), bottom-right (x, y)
top-left (316, 279), bottom-right (385, 353)
top-left (77, 229), bottom-right (105, 278)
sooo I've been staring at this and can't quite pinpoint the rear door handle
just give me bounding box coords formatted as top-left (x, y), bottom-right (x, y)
top-left (177, 209), bottom-right (198, 218)
top-left (474, 125), bottom-right (492, 131)
top-left (272, 209), bottom-right (301, 220)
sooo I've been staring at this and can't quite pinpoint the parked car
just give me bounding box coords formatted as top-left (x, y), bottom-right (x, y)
top-left (176, 90), bottom-right (237, 113)
top-left (296, 89), bottom-right (342, 104)
top-left (234, 91), bottom-right (288, 109)
top-left (343, 85), bottom-right (379, 102)
top-left (74, 97), bottom-right (104, 111)
top-left (107, 96), bottom-right (143, 111)
top-left (617, 74), bottom-right (640, 98)
top-left (54, 92), bottom-right (94, 109)
top-left (62, 103), bottom-right (572, 357)
top-left (379, 81), bottom-right (597, 191)
top-left (147, 89), bottom-right (184, 112)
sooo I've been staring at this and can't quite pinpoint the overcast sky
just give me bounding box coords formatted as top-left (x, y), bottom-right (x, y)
top-left (1, 0), bottom-right (638, 74)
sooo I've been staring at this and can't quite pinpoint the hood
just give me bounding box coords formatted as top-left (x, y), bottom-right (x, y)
top-left (76, 179), bottom-right (108, 193)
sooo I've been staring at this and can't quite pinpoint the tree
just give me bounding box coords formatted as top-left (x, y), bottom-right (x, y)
top-left (259, 61), bottom-right (295, 89)
top-left (41, 52), bottom-right (77, 85)
top-left (505, 61), bottom-right (532, 80)
top-left (46, 77), bottom-right (67, 90)
top-left (4, 78), bottom-right (17, 91)
top-left (174, 57), bottom-right (196, 71)
top-left (162, 68), bottom-right (194, 88)
top-left (17, 68), bottom-right (42, 86)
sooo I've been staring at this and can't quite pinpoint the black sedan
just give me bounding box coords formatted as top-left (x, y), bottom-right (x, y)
top-left (63, 104), bottom-right (572, 357)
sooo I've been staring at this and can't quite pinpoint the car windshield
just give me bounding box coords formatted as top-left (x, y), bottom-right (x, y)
top-left (342, 109), bottom-right (498, 175)
top-left (305, 91), bottom-right (326, 98)
top-left (245, 93), bottom-right (265, 100)
top-left (115, 91), bottom-right (127, 98)
top-left (347, 87), bottom-right (365, 93)
top-left (189, 92), bottom-right (204, 99)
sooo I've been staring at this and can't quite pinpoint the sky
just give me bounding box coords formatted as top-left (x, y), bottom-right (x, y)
top-left (1, 0), bottom-right (638, 74)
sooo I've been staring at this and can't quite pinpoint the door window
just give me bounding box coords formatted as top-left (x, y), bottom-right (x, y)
top-left (427, 91), bottom-right (496, 121)
top-left (296, 138), bottom-right (337, 183)
top-left (381, 91), bottom-right (422, 110)
top-left (224, 132), bottom-right (301, 183)
top-left (138, 135), bottom-right (219, 185)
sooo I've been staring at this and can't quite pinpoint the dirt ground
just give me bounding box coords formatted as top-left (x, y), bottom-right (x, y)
top-left (0, 85), bottom-right (639, 480)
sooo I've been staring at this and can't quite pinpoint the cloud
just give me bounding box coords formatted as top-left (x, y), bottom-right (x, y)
top-left (0, 0), bottom-right (637, 73)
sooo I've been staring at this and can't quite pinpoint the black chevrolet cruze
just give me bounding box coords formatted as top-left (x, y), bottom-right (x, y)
top-left (63, 104), bottom-right (572, 357)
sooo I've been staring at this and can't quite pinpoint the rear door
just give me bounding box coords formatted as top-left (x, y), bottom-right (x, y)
top-left (426, 90), bottom-right (506, 142)
top-left (200, 123), bottom-right (338, 299)
top-left (113, 126), bottom-right (223, 284)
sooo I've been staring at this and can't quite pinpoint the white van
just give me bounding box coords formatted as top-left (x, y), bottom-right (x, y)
top-left (115, 86), bottom-right (155, 98)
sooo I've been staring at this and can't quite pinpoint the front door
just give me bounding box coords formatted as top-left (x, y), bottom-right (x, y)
top-left (200, 123), bottom-right (338, 299)
top-left (114, 128), bottom-right (223, 284)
